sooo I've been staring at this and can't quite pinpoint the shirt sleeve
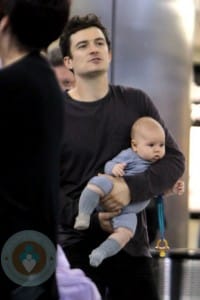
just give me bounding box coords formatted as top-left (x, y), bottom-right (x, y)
top-left (104, 149), bottom-right (128, 174)
top-left (124, 90), bottom-right (185, 202)
top-left (104, 161), bottom-right (115, 175)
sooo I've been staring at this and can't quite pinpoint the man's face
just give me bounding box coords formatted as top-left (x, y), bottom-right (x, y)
top-left (53, 65), bottom-right (75, 91)
top-left (67, 26), bottom-right (111, 78)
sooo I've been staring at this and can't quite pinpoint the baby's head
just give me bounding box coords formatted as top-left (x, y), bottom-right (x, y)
top-left (131, 117), bottom-right (165, 162)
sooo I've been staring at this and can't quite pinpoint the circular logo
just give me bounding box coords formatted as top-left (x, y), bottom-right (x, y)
top-left (1, 230), bottom-right (56, 286)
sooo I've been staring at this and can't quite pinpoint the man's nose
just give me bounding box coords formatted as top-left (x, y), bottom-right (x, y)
top-left (89, 43), bottom-right (99, 52)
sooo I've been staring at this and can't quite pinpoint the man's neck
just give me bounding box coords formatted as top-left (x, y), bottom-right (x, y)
top-left (2, 51), bottom-right (28, 67)
top-left (69, 73), bottom-right (109, 102)
top-left (0, 34), bottom-right (28, 67)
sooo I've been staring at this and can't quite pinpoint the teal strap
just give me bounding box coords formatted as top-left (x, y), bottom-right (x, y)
top-left (155, 194), bottom-right (170, 257)
top-left (156, 194), bottom-right (165, 239)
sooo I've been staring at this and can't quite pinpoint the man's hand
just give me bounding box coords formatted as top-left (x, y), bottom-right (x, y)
top-left (99, 175), bottom-right (131, 211)
top-left (98, 210), bottom-right (120, 233)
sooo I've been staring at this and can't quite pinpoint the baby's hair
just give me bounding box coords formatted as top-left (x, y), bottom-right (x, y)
top-left (131, 117), bottom-right (164, 139)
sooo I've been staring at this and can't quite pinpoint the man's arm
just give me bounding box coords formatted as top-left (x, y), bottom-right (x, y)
top-left (123, 88), bottom-right (185, 203)
top-left (99, 148), bottom-right (184, 213)
top-left (124, 139), bottom-right (185, 203)
top-left (93, 88), bottom-right (185, 227)
top-left (101, 137), bottom-right (184, 210)
top-left (102, 91), bottom-right (185, 207)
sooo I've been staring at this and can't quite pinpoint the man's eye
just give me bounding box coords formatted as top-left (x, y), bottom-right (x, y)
top-left (78, 44), bottom-right (86, 49)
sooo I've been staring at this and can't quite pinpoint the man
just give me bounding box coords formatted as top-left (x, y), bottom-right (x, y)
top-left (59, 13), bottom-right (185, 300)
top-left (0, 0), bottom-right (71, 298)
top-left (47, 46), bottom-right (75, 91)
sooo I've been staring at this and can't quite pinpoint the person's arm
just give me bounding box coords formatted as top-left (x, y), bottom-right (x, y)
top-left (104, 90), bottom-right (185, 206)
top-left (94, 88), bottom-right (185, 229)
top-left (124, 132), bottom-right (185, 203)
top-left (104, 160), bottom-right (116, 175)
top-left (104, 149), bottom-right (128, 175)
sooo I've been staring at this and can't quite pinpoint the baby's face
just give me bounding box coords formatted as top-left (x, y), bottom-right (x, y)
top-left (132, 130), bottom-right (165, 162)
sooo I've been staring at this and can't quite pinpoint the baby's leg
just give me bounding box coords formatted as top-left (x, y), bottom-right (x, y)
top-left (89, 227), bottom-right (134, 267)
top-left (128, 199), bottom-right (150, 214)
top-left (74, 176), bottom-right (113, 230)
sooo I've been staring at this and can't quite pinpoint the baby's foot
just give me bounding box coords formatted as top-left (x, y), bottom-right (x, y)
top-left (74, 214), bottom-right (90, 230)
top-left (89, 249), bottom-right (104, 267)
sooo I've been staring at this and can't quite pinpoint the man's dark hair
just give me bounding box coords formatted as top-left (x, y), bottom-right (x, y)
top-left (0, 0), bottom-right (70, 50)
top-left (59, 13), bottom-right (111, 58)
top-left (47, 47), bottom-right (64, 67)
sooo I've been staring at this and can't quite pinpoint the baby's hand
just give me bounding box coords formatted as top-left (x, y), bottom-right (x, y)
top-left (112, 163), bottom-right (126, 177)
top-left (165, 179), bottom-right (185, 197)
top-left (172, 179), bottom-right (185, 196)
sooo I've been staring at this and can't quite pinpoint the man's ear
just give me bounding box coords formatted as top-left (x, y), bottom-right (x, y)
top-left (0, 15), bottom-right (10, 32)
top-left (108, 50), bottom-right (112, 63)
top-left (64, 56), bottom-right (73, 71)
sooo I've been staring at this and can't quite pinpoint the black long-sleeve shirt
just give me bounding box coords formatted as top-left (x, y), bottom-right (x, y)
top-left (59, 85), bottom-right (185, 257)
top-left (0, 52), bottom-right (64, 298)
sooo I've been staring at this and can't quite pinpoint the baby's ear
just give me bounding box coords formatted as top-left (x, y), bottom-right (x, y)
top-left (131, 139), bottom-right (137, 151)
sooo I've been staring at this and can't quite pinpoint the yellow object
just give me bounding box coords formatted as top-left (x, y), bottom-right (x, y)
top-left (155, 239), bottom-right (170, 257)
